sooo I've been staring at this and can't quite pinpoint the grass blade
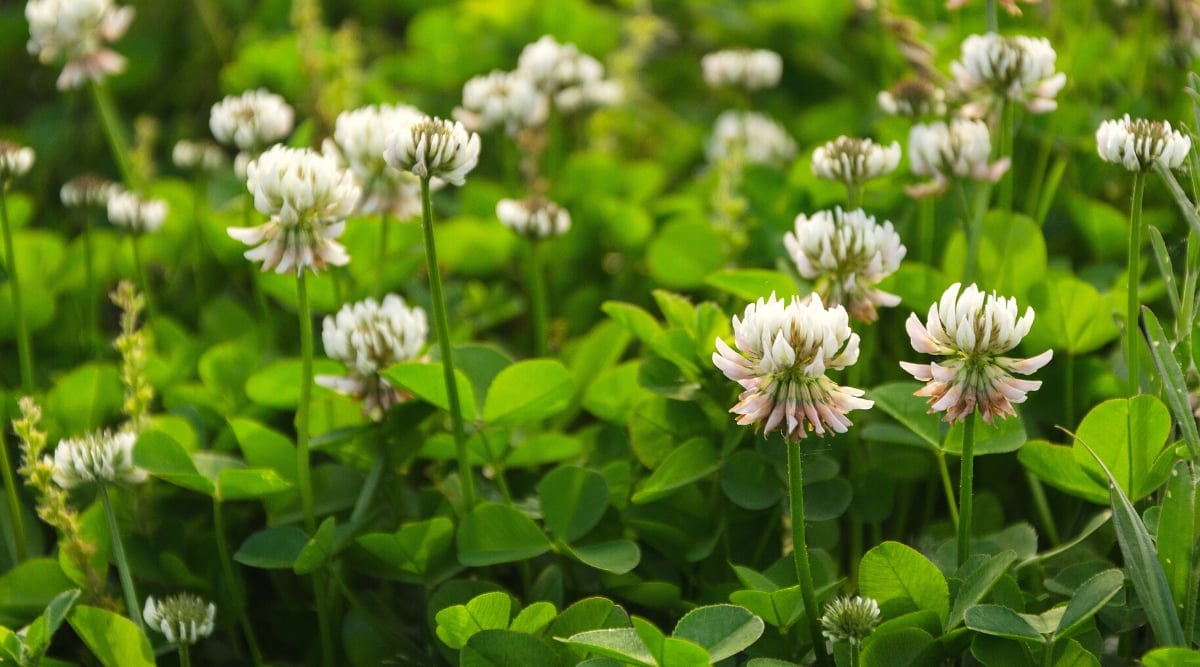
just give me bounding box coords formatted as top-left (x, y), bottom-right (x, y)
top-left (1142, 308), bottom-right (1200, 461)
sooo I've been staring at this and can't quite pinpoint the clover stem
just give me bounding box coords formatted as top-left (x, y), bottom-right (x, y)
top-left (789, 442), bottom-right (830, 666)
top-left (1127, 171), bottom-right (1146, 396)
top-left (957, 415), bottom-right (977, 567)
top-left (99, 483), bottom-right (142, 628)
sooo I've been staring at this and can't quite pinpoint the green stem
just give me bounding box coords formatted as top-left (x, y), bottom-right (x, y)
top-left (958, 416), bottom-right (977, 567)
top-left (957, 183), bottom-right (981, 284)
top-left (84, 209), bottom-right (98, 349)
top-left (1, 188), bottom-right (33, 394)
top-left (419, 177), bottom-right (475, 510)
top-left (998, 101), bottom-right (1015, 216)
top-left (0, 429), bottom-right (27, 563)
top-left (213, 501), bottom-right (264, 665)
top-left (935, 450), bottom-right (960, 526)
top-left (88, 82), bottom-right (134, 187)
top-left (296, 273), bottom-right (316, 533)
top-left (1127, 172), bottom-right (1146, 396)
top-left (350, 448), bottom-right (386, 525)
top-left (528, 240), bottom-right (549, 358)
top-left (846, 184), bottom-right (863, 212)
top-left (376, 212), bottom-right (390, 299)
top-left (99, 483), bottom-right (141, 628)
top-left (919, 196), bottom-right (935, 266)
top-left (1025, 470), bottom-right (1060, 547)
top-left (850, 643), bottom-right (860, 667)
top-left (179, 643), bottom-right (192, 667)
top-left (130, 234), bottom-right (156, 323)
top-left (1065, 353), bottom-right (1075, 426)
top-left (314, 574), bottom-right (335, 667)
top-left (985, 0), bottom-right (998, 32)
top-left (788, 443), bottom-right (830, 666)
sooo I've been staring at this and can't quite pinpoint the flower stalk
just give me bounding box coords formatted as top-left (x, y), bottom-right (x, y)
top-left (1126, 171), bottom-right (1146, 396)
top-left (528, 239), bottom-right (549, 357)
top-left (89, 82), bottom-right (134, 187)
top-left (789, 443), bottom-right (829, 666)
top-left (0, 187), bottom-right (33, 393)
top-left (296, 272), bottom-right (316, 532)
top-left (213, 500), bottom-right (263, 665)
top-left (98, 483), bottom-right (141, 628)
top-left (957, 416), bottom-right (976, 566)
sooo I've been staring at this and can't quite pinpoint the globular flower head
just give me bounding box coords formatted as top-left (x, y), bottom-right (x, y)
top-left (951, 34), bottom-right (1066, 114)
top-left (172, 139), bottom-right (225, 173)
top-left (317, 295), bottom-right (428, 420)
top-left (496, 197), bottom-right (571, 239)
top-left (50, 429), bottom-right (146, 489)
top-left (227, 144), bottom-right (360, 275)
top-left (811, 137), bottom-right (901, 186)
top-left (454, 70), bottom-right (549, 134)
top-left (821, 595), bottom-right (881, 646)
top-left (26, 0), bottom-right (134, 90)
top-left (143, 594), bottom-right (216, 646)
top-left (899, 282), bottom-right (1052, 424)
top-left (878, 78), bottom-right (947, 119)
top-left (707, 110), bottom-right (797, 167)
top-left (907, 119), bottom-right (1009, 197)
top-left (515, 35), bottom-right (622, 113)
top-left (61, 174), bottom-right (119, 208)
top-left (383, 117), bottom-right (481, 187)
top-left (712, 293), bottom-right (873, 443)
top-left (107, 190), bottom-right (167, 234)
top-left (209, 89), bottom-right (295, 152)
top-left (784, 208), bottom-right (906, 323)
top-left (324, 103), bottom-right (427, 218)
top-left (1096, 115), bottom-right (1192, 172)
top-left (0, 141), bottom-right (35, 181)
top-left (701, 48), bottom-right (783, 91)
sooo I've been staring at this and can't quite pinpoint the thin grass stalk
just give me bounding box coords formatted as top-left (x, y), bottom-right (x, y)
top-left (0, 429), bottom-right (27, 563)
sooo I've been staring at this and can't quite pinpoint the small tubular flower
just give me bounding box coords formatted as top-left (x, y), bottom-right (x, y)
top-left (701, 48), bottom-right (783, 91)
top-left (811, 137), bottom-right (901, 186)
top-left (26, 0), bottom-right (134, 90)
top-left (50, 429), bottom-right (146, 489)
top-left (209, 89), bottom-right (294, 152)
top-left (713, 293), bottom-right (872, 443)
top-left (227, 145), bottom-right (360, 275)
top-left (951, 34), bottom-right (1066, 114)
top-left (61, 174), bottom-right (119, 208)
top-left (324, 103), bottom-right (427, 218)
top-left (383, 117), bottom-right (481, 187)
top-left (107, 190), bottom-right (167, 234)
top-left (172, 140), bottom-right (225, 173)
top-left (496, 197), bottom-right (571, 239)
top-left (907, 119), bottom-right (1009, 197)
top-left (707, 110), bottom-right (796, 167)
top-left (515, 35), bottom-right (622, 112)
top-left (143, 594), bottom-right (216, 646)
top-left (877, 78), bottom-right (947, 119)
top-left (899, 282), bottom-right (1052, 424)
top-left (783, 208), bottom-right (906, 323)
top-left (821, 596), bottom-right (881, 646)
top-left (1096, 115), bottom-right (1192, 172)
top-left (454, 70), bottom-right (549, 134)
top-left (0, 141), bottom-right (35, 181)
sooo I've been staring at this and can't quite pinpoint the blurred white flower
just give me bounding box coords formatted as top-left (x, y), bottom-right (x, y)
top-left (107, 190), bottom-right (167, 234)
top-left (496, 197), bottom-right (571, 239)
top-left (877, 77), bottom-right (947, 119)
top-left (946, 0), bottom-right (1038, 17)
top-left (25, 0), bottom-right (133, 90)
top-left (899, 282), bottom-right (1052, 424)
top-left (317, 295), bottom-right (428, 419)
top-left (454, 70), bottom-right (549, 134)
top-left (0, 141), bottom-right (35, 180)
top-left (50, 429), bottom-right (146, 489)
top-left (784, 208), bottom-right (906, 323)
top-left (701, 48), bottom-right (783, 91)
top-left (209, 89), bottom-right (295, 152)
top-left (1096, 115), bottom-right (1192, 172)
top-left (713, 293), bottom-right (872, 442)
top-left (227, 145), bottom-right (360, 275)
top-left (951, 34), bottom-right (1066, 114)
top-left (383, 116), bottom-right (481, 187)
top-left (707, 110), bottom-right (796, 167)
top-left (516, 35), bottom-right (622, 113)
top-left (907, 119), bottom-right (1009, 197)
top-left (172, 139), bottom-right (225, 173)
top-left (821, 596), bottom-right (881, 646)
top-left (324, 103), bottom-right (427, 218)
top-left (811, 137), bottom-right (901, 186)
top-left (143, 594), bottom-right (216, 646)
top-left (61, 174), bottom-right (119, 208)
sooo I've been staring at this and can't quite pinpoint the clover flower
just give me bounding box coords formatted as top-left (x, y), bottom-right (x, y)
top-left (325, 103), bottom-right (427, 218)
top-left (50, 429), bottom-right (146, 489)
top-left (227, 145), bottom-right (360, 275)
top-left (701, 48), bottom-right (783, 91)
top-left (143, 594), bottom-right (216, 646)
top-left (878, 78), bottom-right (947, 119)
top-left (707, 111), bottom-right (797, 167)
top-left (26, 0), bottom-right (134, 90)
top-left (383, 116), bottom-right (481, 187)
top-left (951, 34), bottom-right (1066, 114)
top-left (61, 174), bottom-right (118, 208)
top-left (209, 89), bottom-right (295, 152)
top-left (515, 35), bottom-right (622, 112)
top-left (107, 190), bottom-right (167, 234)
top-left (172, 140), bottom-right (225, 173)
top-left (713, 293), bottom-right (872, 442)
top-left (316, 295), bottom-right (428, 419)
top-left (454, 70), bottom-right (549, 134)
top-left (899, 282), bottom-right (1052, 424)
top-left (495, 197), bottom-right (571, 239)
top-left (0, 141), bottom-right (35, 181)
top-left (821, 595), bottom-right (881, 646)
top-left (907, 119), bottom-right (1009, 197)
top-left (811, 137), bottom-right (901, 186)
top-left (1096, 115), bottom-right (1192, 172)
top-left (784, 208), bottom-right (906, 323)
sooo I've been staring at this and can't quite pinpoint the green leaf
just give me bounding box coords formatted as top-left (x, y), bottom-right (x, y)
top-left (964, 605), bottom-right (1043, 642)
top-left (628, 396), bottom-right (711, 469)
top-left (859, 541), bottom-right (949, 628)
top-left (858, 627), bottom-right (936, 667)
top-left (23, 588), bottom-right (81, 658)
top-left (538, 466), bottom-right (610, 543)
top-left (548, 597), bottom-right (631, 663)
top-left (435, 591), bottom-right (512, 650)
top-left (804, 478), bottom-right (853, 521)
top-left (1158, 460), bottom-right (1197, 618)
top-left (563, 628), bottom-right (656, 667)
top-left (672, 604), bottom-right (765, 662)
top-left (461, 629), bottom-right (559, 667)
top-left (602, 301), bottom-right (664, 345)
top-left (1018, 441), bottom-right (1108, 505)
top-left (510, 602), bottom-right (558, 635)
top-left (705, 269), bottom-right (802, 302)
top-left (567, 540), bottom-right (641, 575)
top-left (294, 517), bottom-right (336, 575)
top-left (1072, 396), bottom-right (1173, 500)
top-left (948, 551), bottom-right (1018, 630)
top-left (659, 636), bottom-right (712, 667)
top-left (867, 383), bottom-right (940, 452)
top-left (357, 517), bottom-right (455, 578)
top-left (1142, 647), bottom-right (1200, 666)
top-left (0, 559), bottom-right (73, 627)
top-left (584, 362), bottom-right (650, 423)
top-left (1143, 308), bottom-right (1200, 459)
top-left (132, 430), bottom-right (216, 496)
top-left (721, 449), bottom-right (784, 510)
top-left (217, 467), bottom-right (292, 501)
top-left (1048, 639), bottom-right (1100, 667)
top-left (943, 413), bottom-right (1027, 457)
top-left (67, 605), bottom-right (156, 667)
top-left (456, 502), bottom-right (553, 566)
top-left (245, 357), bottom-right (343, 409)
top-left (632, 437), bottom-right (719, 504)
top-left (234, 525), bottom-right (309, 569)
top-left (483, 359), bottom-right (572, 425)
top-left (43, 363), bottom-right (123, 436)
top-left (506, 434), bottom-right (585, 467)
top-left (230, 417), bottom-right (297, 482)
top-left (971, 635), bottom-right (1037, 667)
top-left (633, 616), bottom-right (665, 662)
top-left (381, 361), bottom-right (478, 421)
top-left (1056, 569), bottom-right (1123, 637)
top-left (646, 217), bottom-right (724, 289)
top-left (943, 210), bottom-right (1046, 299)
top-left (1026, 277), bottom-right (1120, 355)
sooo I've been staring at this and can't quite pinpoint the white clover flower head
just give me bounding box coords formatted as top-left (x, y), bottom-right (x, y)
top-left (383, 116), bottom-right (481, 187)
top-left (899, 282), bottom-right (1053, 424)
top-left (454, 70), bottom-right (549, 134)
top-left (106, 190), bottom-right (167, 234)
top-left (515, 35), bottom-right (621, 113)
top-left (49, 429), bottom-right (146, 489)
top-left (0, 141), bottom-right (36, 181)
top-left (821, 595), bottom-right (881, 646)
top-left (877, 78), bottom-right (947, 119)
top-left (495, 197), bottom-right (571, 239)
top-left (143, 594), bottom-right (216, 646)
top-left (227, 145), bottom-right (359, 275)
top-left (324, 103), bottom-right (426, 218)
top-left (209, 89), bottom-right (295, 152)
top-left (784, 208), bottom-right (906, 323)
top-left (172, 139), bottom-right (226, 173)
top-left (811, 136), bottom-right (901, 186)
top-left (907, 119), bottom-right (1010, 197)
top-left (707, 110), bottom-right (797, 167)
top-left (1096, 115), bottom-right (1192, 172)
top-left (26, 0), bottom-right (133, 90)
top-left (61, 174), bottom-right (119, 208)
top-left (316, 295), bottom-right (428, 419)
top-left (701, 48), bottom-right (783, 91)
top-left (951, 34), bottom-right (1066, 114)
top-left (713, 293), bottom-right (873, 443)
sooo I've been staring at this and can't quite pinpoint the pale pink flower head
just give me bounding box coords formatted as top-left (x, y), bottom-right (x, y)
top-left (899, 282), bottom-right (1052, 424)
top-left (26, 0), bottom-right (134, 90)
top-left (951, 34), bottom-right (1066, 115)
top-left (811, 137), bottom-right (901, 187)
top-left (713, 293), bottom-right (873, 443)
top-left (907, 119), bottom-right (1010, 197)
